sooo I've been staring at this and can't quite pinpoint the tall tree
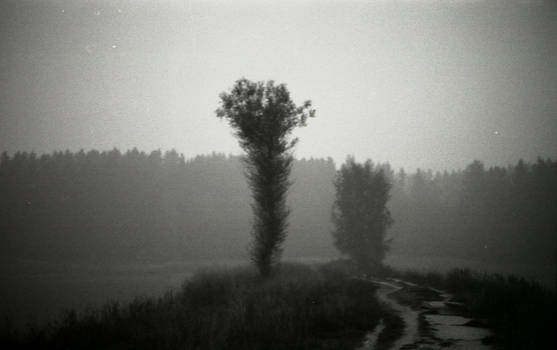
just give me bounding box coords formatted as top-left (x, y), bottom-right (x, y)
top-left (332, 157), bottom-right (392, 273)
top-left (216, 78), bottom-right (315, 276)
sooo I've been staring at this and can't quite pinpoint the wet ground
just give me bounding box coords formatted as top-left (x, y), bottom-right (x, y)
top-left (360, 278), bottom-right (494, 350)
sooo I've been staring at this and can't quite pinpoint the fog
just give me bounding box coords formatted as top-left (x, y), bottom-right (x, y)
top-left (0, 0), bottom-right (556, 339)
top-left (1, 0), bottom-right (556, 170)
top-left (1, 152), bottom-right (555, 326)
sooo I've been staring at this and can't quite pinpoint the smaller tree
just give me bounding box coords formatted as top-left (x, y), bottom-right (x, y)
top-left (331, 157), bottom-right (393, 273)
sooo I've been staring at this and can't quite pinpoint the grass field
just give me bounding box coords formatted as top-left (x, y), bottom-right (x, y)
top-left (1, 263), bottom-right (399, 350)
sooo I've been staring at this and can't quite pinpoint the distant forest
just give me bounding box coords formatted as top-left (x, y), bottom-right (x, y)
top-left (1, 150), bottom-right (555, 275)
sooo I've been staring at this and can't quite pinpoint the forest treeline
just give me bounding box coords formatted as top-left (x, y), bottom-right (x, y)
top-left (389, 158), bottom-right (556, 271)
top-left (0, 149), bottom-right (555, 278)
top-left (0, 149), bottom-right (336, 263)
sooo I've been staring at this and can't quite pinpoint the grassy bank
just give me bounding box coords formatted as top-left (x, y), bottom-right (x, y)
top-left (393, 268), bottom-right (556, 350)
top-left (1, 263), bottom-right (397, 349)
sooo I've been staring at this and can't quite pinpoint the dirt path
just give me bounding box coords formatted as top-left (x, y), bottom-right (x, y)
top-left (360, 278), bottom-right (494, 350)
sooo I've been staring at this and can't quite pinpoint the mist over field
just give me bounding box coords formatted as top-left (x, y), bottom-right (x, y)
top-left (2, 152), bottom-right (554, 271)
top-left (1, 151), bottom-right (555, 327)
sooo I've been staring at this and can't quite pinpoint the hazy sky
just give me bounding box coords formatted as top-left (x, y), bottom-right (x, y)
top-left (1, 0), bottom-right (556, 171)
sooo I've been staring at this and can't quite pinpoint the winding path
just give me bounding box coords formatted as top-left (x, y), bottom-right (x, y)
top-left (359, 278), bottom-right (494, 350)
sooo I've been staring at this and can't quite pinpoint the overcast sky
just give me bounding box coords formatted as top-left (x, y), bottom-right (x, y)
top-left (1, 0), bottom-right (556, 171)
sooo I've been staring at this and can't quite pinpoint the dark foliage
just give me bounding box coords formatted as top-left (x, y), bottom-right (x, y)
top-left (215, 79), bottom-right (315, 276)
top-left (332, 157), bottom-right (393, 273)
top-left (395, 268), bottom-right (556, 350)
top-left (1, 264), bottom-right (392, 350)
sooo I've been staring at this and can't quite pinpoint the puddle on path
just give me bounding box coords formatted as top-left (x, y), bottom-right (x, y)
top-left (358, 278), bottom-right (494, 350)
top-left (358, 319), bottom-right (385, 350)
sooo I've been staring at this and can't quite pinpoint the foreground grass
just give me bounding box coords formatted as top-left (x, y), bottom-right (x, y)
top-left (1, 263), bottom-right (396, 350)
top-left (393, 268), bottom-right (556, 350)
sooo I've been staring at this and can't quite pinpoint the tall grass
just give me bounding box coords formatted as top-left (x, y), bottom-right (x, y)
top-left (394, 268), bottom-right (556, 349)
top-left (1, 263), bottom-right (391, 349)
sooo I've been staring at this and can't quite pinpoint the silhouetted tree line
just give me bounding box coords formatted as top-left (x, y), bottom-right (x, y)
top-left (387, 158), bottom-right (557, 272)
top-left (0, 150), bottom-right (555, 280)
top-left (0, 149), bottom-right (336, 264)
